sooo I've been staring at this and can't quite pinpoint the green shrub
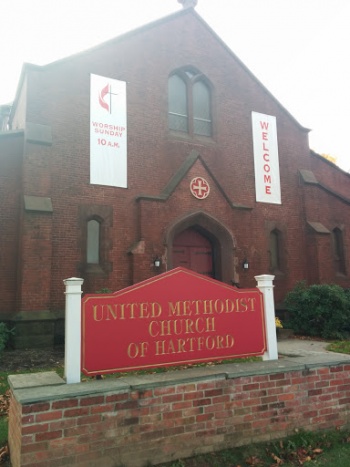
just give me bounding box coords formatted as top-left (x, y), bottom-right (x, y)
top-left (285, 282), bottom-right (350, 339)
top-left (0, 323), bottom-right (13, 353)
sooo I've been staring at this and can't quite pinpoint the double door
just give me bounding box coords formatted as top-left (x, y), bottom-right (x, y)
top-left (172, 228), bottom-right (214, 278)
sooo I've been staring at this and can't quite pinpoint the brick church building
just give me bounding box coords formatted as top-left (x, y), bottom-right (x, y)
top-left (1, 4), bottom-right (349, 347)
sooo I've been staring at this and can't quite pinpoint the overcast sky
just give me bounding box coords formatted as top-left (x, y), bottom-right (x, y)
top-left (2, 0), bottom-right (349, 171)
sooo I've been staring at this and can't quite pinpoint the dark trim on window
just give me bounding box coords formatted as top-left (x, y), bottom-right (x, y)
top-left (87, 217), bottom-right (102, 266)
top-left (332, 226), bottom-right (347, 276)
top-left (168, 67), bottom-right (213, 139)
top-left (78, 205), bottom-right (113, 276)
top-left (266, 222), bottom-right (287, 276)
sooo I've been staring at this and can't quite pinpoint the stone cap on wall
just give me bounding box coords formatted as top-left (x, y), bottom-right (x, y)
top-left (8, 351), bottom-right (350, 405)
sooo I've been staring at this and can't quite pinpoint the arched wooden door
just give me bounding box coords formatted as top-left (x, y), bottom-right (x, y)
top-left (172, 228), bottom-right (214, 277)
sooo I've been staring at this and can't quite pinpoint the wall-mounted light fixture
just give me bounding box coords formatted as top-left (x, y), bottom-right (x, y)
top-left (153, 257), bottom-right (161, 268)
top-left (242, 259), bottom-right (249, 270)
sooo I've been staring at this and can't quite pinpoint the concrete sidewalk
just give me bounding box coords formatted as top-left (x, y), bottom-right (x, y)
top-left (278, 338), bottom-right (350, 360)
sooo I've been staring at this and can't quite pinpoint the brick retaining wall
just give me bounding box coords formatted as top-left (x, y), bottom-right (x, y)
top-left (8, 356), bottom-right (350, 467)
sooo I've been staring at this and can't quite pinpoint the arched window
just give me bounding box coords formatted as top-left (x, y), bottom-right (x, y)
top-left (168, 68), bottom-right (212, 137)
top-left (168, 74), bottom-right (188, 132)
top-left (269, 229), bottom-right (281, 272)
top-left (79, 205), bottom-right (112, 278)
top-left (193, 80), bottom-right (211, 136)
top-left (87, 219), bottom-right (100, 264)
top-left (332, 227), bottom-right (346, 275)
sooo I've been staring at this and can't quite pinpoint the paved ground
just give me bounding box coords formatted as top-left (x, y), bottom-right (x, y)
top-left (278, 338), bottom-right (348, 358)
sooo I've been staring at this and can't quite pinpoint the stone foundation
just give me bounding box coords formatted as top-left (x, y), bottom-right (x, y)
top-left (2, 311), bottom-right (64, 348)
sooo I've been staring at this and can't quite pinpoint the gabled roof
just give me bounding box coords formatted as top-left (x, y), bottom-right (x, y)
top-left (300, 167), bottom-right (350, 205)
top-left (10, 6), bottom-right (308, 131)
top-left (136, 149), bottom-right (252, 210)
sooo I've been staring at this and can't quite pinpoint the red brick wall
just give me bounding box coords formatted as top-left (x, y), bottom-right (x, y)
top-left (0, 132), bottom-right (23, 313)
top-left (302, 179), bottom-right (350, 287)
top-left (3, 10), bottom-right (350, 320)
top-left (310, 152), bottom-right (350, 200)
top-left (17, 211), bottom-right (53, 311)
top-left (16, 12), bottom-right (311, 308)
top-left (8, 363), bottom-right (350, 467)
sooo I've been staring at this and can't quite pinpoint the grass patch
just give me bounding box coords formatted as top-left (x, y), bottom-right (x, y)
top-left (158, 429), bottom-right (350, 466)
top-left (0, 372), bottom-right (9, 394)
top-left (327, 340), bottom-right (350, 354)
top-left (0, 371), bottom-right (10, 446)
top-left (0, 418), bottom-right (8, 447)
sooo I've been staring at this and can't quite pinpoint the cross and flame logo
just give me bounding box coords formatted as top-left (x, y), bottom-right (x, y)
top-left (98, 83), bottom-right (120, 114)
top-left (99, 83), bottom-right (110, 112)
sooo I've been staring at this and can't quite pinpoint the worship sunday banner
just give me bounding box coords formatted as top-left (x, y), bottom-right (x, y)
top-left (90, 74), bottom-right (127, 187)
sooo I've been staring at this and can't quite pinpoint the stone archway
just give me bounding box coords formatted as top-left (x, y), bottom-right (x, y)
top-left (166, 211), bottom-right (235, 284)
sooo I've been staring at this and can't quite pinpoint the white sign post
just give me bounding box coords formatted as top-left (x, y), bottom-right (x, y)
top-left (64, 277), bottom-right (84, 384)
top-left (255, 274), bottom-right (278, 360)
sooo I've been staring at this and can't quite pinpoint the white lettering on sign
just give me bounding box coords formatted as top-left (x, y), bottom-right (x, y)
top-left (251, 112), bottom-right (281, 204)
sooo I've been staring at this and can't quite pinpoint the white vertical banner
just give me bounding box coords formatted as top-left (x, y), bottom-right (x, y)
top-left (252, 112), bottom-right (281, 204)
top-left (90, 74), bottom-right (127, 187)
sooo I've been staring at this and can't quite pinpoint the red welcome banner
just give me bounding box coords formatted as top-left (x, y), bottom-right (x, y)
top-left (81, 268), bottom-right (266, 376)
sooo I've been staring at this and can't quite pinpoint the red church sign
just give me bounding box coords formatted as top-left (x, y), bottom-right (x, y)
top-left (81, 268), bottom-right (266, 376)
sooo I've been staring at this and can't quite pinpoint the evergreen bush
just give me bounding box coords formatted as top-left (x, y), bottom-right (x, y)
top-left (285, 282), bottom-right (350, 339)
top-left (0, 323), bottom-right (12, 353)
